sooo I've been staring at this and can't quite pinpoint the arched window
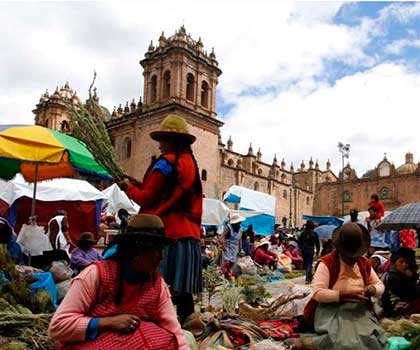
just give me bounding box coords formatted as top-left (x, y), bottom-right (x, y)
top-left (123, 137), bottom-right (132, 159)
top-left (257, 168), bottom-right (263, 176)
top-left (150, 75), bottom-right (157, 103)
top-left (186, 73), bottom-right (195, 101)
top-left (306, 196), bottom-right (310, 205)
top-left (201, 169), bottom-right (207, 181)
top-left (283, 189), bottom-right (287, 199)
top-left (227, 159), bottom-right (234, 167)
top-left (201, 81), bottom-right (209, 107)
top-left (254, 182), bottom-right (259, 191)
top-left (162, 71), bottom-right (171, 99)
top-left (378, 162), bottom-right (390, 177)
top-left (252, 162), bottom-right (258, 174)
top-left (45, 118), bottom-right (49, 128)
top-left (60, 120), bottom-right (69, 132)
top-left (237, 159), bottom-right (242, 168)
top-left (380, 187), bottom-right (389, 199)
top-left (343, 191), bottom-right (351, 202)
top-left (281, 173), bottom-right (286, 182)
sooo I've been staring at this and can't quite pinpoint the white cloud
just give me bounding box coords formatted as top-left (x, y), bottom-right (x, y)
top-left (221, 63), bottom-right (420, 175)
top-left (385, 38), bottom-right (420, 55)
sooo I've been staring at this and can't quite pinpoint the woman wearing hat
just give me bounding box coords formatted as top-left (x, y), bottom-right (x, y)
top-left (120, 114), bottom-right (203, 324)
top-left (70, 232), bottom-right (103, 275)
top-left (292, 222), bottom-right (387, 350)
top-left (220, 213), bottom-right (245, 279)
top-left (253, 238), bottom-right (278, 269)
top-left (49, 214), bottom-right (188, 350)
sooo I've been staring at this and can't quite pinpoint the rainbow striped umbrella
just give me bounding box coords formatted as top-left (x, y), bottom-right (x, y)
top-left (0, 125), bottom-right (111, 215)
top-left (0, 125), bottom-right (110, 182)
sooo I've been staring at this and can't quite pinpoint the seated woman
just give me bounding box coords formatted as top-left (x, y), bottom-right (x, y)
top-left (49, 214), bottom-right (188, 350)
top-left (381, 250), bottom-right (420, 317)
top-left (284, 241), bottom-right (303, 270)
top-left (289, 223), bottom-right (387, 350)
top-left (70, 232), bottom-right (103, 275)
top-left (253, 238), bottom-right (278, 270)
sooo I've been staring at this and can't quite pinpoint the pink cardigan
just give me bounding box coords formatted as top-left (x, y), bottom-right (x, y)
top-left (312, 258), bottom-right (385, 303)
top-left (49, 264), bottom-right (189, 350)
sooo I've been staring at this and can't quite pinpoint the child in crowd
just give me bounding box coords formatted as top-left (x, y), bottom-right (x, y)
top-left (381, 250), bottom-right (420, 317)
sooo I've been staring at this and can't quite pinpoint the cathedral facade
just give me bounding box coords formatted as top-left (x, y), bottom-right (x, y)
top-left (314, 152), bottom-right (420, 216)
top-left (33, 26), bottom-right (337, 226)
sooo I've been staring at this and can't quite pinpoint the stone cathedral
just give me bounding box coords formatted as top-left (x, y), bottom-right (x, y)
top-left (35, 26), bottom-right (377, 226)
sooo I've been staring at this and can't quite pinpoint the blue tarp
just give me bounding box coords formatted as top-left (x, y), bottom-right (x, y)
top-left (302, 215), bottom-right (344, 227)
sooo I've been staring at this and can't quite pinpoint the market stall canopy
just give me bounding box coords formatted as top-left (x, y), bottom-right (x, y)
top-left (314, 224), bottom-right (337, 240)
top-left (377, 202), bottom-right (420, 231)
top-left (202, 198), bottom-right (264, 226)
top-left (0, 125), bottom-right (111, 182)
top-left (302, 215), bottom-right (344, 227)
top-left (102, 183), bottom-right (140, 215)
top-left (224, 186), bottom-right (276, 235)
top-left (0, 174), bottom-right (105, 205)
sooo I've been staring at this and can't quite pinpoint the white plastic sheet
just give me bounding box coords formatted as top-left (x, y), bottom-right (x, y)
top-left (102, 184), bottom-right (140, 215)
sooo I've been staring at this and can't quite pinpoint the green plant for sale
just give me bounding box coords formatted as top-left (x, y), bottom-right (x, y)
top-left (222, 283), bottom-right (242, 314)
top-left (203, 266), bottom-right (224, 305)
top-left (240, 285), bottom-right (271, 307)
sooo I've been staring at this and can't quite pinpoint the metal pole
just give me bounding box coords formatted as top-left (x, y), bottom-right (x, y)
top-left (30, 162), bottom-right (39, 223)
top-left (342, 154), bottom-right (345, 217)
top-left (289, 186), bottom-right (292, 228)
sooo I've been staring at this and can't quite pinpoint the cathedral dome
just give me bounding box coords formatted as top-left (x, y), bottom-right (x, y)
top-left (397, 152), bottom-right (417, 174)
top-left (58, 82), bottom-right (74, 100)
top-left (397, 163), bottom-right (417, 174)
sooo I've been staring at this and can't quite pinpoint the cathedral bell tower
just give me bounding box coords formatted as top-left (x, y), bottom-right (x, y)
top-left (140, 26), bottom-right (221, 119)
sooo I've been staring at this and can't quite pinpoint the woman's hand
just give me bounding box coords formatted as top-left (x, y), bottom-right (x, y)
top-left (99, 314), bottom-right (141, 334)
top-left (364, 285), bottom-right (376, 297)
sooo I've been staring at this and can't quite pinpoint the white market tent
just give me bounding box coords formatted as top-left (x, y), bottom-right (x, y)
top-left (202, 198), bottom-right (263, 226)
top-left (0, 174), bottom-right (105, 205)
top-left (101, 184), bottom-right (140, 215)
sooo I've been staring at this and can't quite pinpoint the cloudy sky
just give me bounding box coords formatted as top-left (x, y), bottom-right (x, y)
top-left (1, 1), bottom-right (420, 175)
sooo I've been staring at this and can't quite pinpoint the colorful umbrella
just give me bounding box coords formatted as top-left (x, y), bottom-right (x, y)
top-left (0, 124), bottom-right (112, 216)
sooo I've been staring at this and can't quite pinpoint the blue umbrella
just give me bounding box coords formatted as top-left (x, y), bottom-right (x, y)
top-left (314, 225), bottom-right (338, 240)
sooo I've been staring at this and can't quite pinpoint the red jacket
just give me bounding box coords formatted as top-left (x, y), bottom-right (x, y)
top-left (126, 152), bottom-right (202, 240)
top-left (369, 200), bottom-right (385, 219)
top-left (254, 247), bottom-right (277, 266)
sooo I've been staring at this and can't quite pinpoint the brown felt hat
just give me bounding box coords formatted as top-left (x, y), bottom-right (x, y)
top-left (114, 214), bottom-right (174, 245)
top-left (77, 232), bottom-right (96, 245)
top-left (150, 114), bottom-right (196, 144)
top-left (332, 222), bottom-right (370, 258)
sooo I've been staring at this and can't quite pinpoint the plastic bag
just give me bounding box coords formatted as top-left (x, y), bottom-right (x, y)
top-left (49, 260), bottom-right (73, 283)
top-left (276, 254), bottom-right (292, 273)
top-left (387, 337), bottom-right (412, 350)
top-left (17, 224), bottom-right (52, 256)
top-left (30, 271), bottom-right (58, 308)
top-left (56, 279), bottom-right (71, 302)
top-left (237, 256), bottom-right (257, 275)
top-left (250, 340), bottom-right (287, 350)
top-left (183, 330), bottom-right (198, 350)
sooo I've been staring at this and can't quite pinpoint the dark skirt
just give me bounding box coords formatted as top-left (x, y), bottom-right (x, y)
top-left (162, 238), bottom-right (203, 294)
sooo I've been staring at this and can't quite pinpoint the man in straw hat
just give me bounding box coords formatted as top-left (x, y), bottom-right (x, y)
top-left (49, 214), bottom-right (189, 350)
top-left (220, 213), bottom-right (245, 279)
top-left (120, 114), bottom-right (203, 324)
top-left (288, 222), bottom-right (387, 350)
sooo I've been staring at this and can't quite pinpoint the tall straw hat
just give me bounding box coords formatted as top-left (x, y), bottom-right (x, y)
top-left (332, 222), bottom-right (370, 258)
top-left (229, 213), bottom-right (246, 225)
top-left (150, 114), bottom-right (196, 144)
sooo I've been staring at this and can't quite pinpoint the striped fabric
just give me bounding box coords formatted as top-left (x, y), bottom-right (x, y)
top-left (378, 202), bottom-right (420, 231)
top-left (163, 238), bottom-right (203, 294)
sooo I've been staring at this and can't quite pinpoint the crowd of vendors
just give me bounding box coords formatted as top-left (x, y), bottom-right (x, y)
top-left (1, 114), bottom-right (420, 350)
